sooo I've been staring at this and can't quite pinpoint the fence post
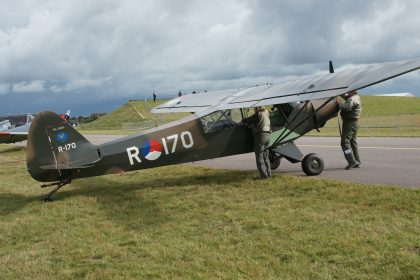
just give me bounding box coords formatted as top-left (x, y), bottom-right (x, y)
top-left (366, 114), bottom-right (369, 129)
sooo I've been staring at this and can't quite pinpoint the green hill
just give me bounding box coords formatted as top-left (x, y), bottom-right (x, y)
top-left (81, 99), bottom-right (189, 130)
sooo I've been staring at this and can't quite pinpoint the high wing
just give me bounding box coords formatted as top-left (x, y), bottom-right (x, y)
top-left (0, 123), bottom-right (30, 144)
top-left (152, 58), bottom-right (420, 114)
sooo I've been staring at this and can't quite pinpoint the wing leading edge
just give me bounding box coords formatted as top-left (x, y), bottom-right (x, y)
top-left (152, 58), bottom-right (420, 114)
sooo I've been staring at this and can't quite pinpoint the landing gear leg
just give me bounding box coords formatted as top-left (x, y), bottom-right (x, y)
top-left (41, 179), bottom-right (71, 202)
top-left (269, 151), bottom-right (282, 170)
top-left (271, 142), bottom-right (325, 176)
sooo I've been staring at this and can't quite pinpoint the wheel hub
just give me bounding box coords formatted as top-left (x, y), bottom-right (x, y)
top-left (310, 159), bottom-right (319, 169)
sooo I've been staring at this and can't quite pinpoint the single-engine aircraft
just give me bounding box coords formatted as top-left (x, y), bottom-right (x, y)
top-left (26, 58), bottom-right (420, 201)
top-left (0, 111), bottom-right (70, 144)
top-left (0, 115), bottom-right (34, 144)
top-left (0, 123), bottom-right (31, 144)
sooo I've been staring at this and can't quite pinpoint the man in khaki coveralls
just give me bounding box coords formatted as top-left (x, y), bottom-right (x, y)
top-left (243, 107), bottom-right (272, 179)
top-left (337, 90), bottom-right (362, 170)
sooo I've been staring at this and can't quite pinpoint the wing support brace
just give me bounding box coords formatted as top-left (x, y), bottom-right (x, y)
top-left (271, 96), bottom-right (336, 147)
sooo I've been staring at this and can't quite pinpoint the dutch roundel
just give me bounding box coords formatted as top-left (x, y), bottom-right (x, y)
top-left (141, 139), bottom-right (162, 160)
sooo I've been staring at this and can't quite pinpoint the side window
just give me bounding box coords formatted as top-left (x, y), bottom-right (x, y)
top-left (200, 109), bottom-right (243, 133)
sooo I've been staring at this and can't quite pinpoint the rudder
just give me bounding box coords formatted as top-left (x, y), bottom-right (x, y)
top-left (27, 111), bottom-right (99, 182)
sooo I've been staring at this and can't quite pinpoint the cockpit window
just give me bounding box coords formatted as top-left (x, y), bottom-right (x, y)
top-left (200, 109), bottom-right (243, 133)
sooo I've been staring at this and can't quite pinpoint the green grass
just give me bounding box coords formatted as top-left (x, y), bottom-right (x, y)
top-left (361, 96), bottom-right (420, 115)
top-left (1, 145), bottom-right (419, 279)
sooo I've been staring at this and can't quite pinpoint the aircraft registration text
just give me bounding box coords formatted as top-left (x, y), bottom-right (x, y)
top-left (126, 131), bottom-right (194, 165)
top-left (57, 142), bottom-right (77, 153)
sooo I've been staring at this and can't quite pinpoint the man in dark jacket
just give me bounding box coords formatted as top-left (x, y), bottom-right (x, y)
top-left (337, 90), bottom-right (362, 170)
top-left (243, 107), bottom-right (272, 179)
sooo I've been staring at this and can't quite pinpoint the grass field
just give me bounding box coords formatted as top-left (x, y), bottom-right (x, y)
top-left (361, 96), bottom-right (420, 115)
top-left (1, 145), bottom-right (419, 279)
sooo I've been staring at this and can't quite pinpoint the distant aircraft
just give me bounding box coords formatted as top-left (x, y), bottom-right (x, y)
top-left (0, 111), bottom-right (70, 144)
top-left (0, 114), bottom-right (34, 144)
top-left (0, 122), bottom-right (32, 144)
top-left (25, 58), bottom-right (420, 201)
top-left (0, 120), bottom-right (12, 131)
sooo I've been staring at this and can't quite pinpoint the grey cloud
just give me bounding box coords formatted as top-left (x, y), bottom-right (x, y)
top-left (0, 0), bottom-right (420, 114)
top-left (12, 80), bottom-right (45, 92)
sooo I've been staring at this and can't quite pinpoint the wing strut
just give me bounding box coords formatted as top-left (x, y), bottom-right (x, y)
top-left (271, 97), bottom-right (336, 148)
top-left (273, 100), bottom-right (310, 145)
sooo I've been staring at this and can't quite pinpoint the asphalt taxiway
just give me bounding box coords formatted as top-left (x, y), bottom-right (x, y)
top-left (87, 135), bottom-right (420, 188)
top-left (192, 137), bottom-right (420, 188)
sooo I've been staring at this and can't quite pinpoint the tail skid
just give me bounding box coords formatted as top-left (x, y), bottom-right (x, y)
top-left (41, 179), bottom-right (72, 202)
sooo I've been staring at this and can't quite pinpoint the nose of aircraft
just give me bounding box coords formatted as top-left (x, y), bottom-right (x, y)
top-left (312, 98), bottom-right (339, 127)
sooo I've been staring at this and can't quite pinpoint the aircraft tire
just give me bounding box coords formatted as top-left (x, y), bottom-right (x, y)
top-left (269, 152), bottom-right (281, 170)
top-left (302, 153), bottom-right (324, 176)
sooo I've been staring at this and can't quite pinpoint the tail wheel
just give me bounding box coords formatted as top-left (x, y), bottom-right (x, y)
top-left (269, 152), bottom-right (282, 170)
top-left (302, 153), bottom-right (324, 176)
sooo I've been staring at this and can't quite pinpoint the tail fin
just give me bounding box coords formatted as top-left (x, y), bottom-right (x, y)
top-left (329, 60), bottom-right (334, 73)
top-left (27, 111), bottom-right (100, 182)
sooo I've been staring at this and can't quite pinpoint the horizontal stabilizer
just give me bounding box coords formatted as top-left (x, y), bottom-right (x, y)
top-left (39, 163), bottom-right (95, 170)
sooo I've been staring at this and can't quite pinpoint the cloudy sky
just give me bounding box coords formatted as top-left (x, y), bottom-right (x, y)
top-left (1, 0), bottom-right (420, 115)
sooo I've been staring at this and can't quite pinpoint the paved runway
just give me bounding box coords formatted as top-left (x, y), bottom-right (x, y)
top-left (86, 135), bottom-right (420, 188)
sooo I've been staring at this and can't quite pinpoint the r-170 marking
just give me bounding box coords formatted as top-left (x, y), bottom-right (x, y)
top-left (58, 142), bottom-right (76, 153)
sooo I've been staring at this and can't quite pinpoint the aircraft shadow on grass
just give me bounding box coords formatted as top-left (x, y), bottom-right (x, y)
top-left (276, 167), bottom-right (345, 175)
top-left (0, 170), bottom-right (249, 229)
top-left (0, 145), bottom-right (25, 154)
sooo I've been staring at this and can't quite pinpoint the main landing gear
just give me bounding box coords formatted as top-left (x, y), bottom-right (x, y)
top-left (301, 153), bottom-right (324, 176)
top-left (269, 142), bottom-right (324, 176)
top-left (41, 179), bottom-right (71, 202)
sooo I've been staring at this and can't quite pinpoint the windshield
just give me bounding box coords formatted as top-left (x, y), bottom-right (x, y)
top-left (200, 109), bottom-right (243, 133)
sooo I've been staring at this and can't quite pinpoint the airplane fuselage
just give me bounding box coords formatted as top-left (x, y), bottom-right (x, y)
top-left (27, 98), bottom-right (339, 183)
top-left (71, 115), bottom-right (254, 179)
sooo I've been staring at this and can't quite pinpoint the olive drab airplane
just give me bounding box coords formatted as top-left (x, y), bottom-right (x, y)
top-left (26, 58), bottom-right (420, 201)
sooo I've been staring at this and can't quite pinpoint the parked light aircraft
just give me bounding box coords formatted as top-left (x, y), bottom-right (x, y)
top-left (0, 115), bottom-right (34, 144)
top-left (25, 58), bottom-right (420, 200)
top-left (0, 123), bottom-right (31, 144)
top-left (0, 111), bottom-right (70, 144)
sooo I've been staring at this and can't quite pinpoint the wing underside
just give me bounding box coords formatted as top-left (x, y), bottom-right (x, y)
top-left (152, 58), bottom-right (420, 114)
top-left (0, 123), bottom-right (30, 144)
